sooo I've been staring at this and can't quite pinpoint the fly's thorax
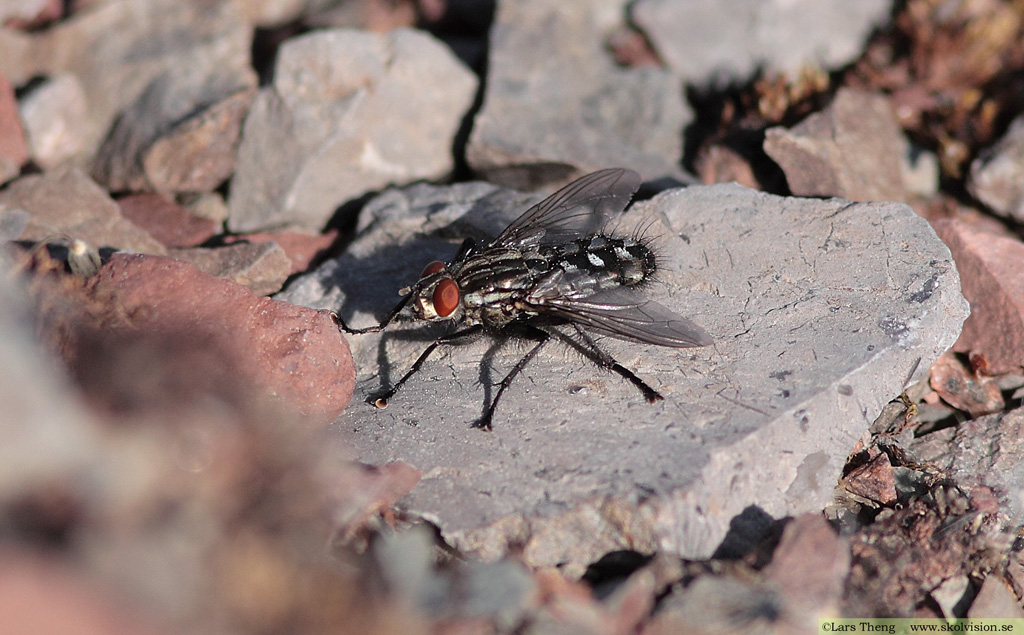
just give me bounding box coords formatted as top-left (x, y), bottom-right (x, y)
top-left (540, 235), bottom-right (656, 287)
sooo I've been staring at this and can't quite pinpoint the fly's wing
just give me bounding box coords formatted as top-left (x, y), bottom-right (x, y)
top-left (526, 270), bottom-right (712, 348)
top-left (490, 168), bottom-right (642, 249)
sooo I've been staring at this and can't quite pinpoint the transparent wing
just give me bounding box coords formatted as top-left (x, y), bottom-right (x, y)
top-left (526, 271), bottom-right (712, 348)
top-left (490, 168), bottom-right (642, 248)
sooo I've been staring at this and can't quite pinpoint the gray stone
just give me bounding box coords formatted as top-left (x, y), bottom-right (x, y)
top-left (632, 0), bottom-right (893, 83)
top-left (91, 67), bottom-right (257, 194)
top-left (911, 406), bottom-right (1024, 525)
top-left (764, 88), bottom-right (911, 202)
top-left (968, 114), bottom-right (1024, 223)
top-left (227, 28), bottom-right (478, 233)
top-left (280, 178), bottom-right (967, 565)
top-left (0, 166), bottom-right (166, 255)
top-left (5, 0), bottom-right (252, 165)
top-left (18, 73), bottom-right (89, 169)
top-left (466, 0), bottom-right (691, 188)
top-left (169, 242), bottom-right (293, 296)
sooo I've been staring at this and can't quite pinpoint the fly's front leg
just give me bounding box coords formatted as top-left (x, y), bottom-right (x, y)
top-left (571, 324), bottom-right (663, 403)
top-left (332, 293), bottom-right (414, 335)
top-left (370, 325), bottom-right (483, 408)
top-left (476, 325), bottom-right (550, 430)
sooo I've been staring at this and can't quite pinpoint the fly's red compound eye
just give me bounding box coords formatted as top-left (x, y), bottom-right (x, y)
top-left (420, 261), bottom-right (446, 278)
top-left (432, 278), bottom-right (460, 317)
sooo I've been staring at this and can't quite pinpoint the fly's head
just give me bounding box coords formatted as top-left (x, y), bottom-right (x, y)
top-left (405, 260), bottom-right (463, 322)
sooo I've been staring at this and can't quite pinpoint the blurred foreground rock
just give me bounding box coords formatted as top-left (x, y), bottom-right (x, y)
top-left (632, 0), bottom-right (892, 83)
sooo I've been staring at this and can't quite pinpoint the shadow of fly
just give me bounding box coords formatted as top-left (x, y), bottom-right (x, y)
top-left (333, 168), bottom-right (712, 429)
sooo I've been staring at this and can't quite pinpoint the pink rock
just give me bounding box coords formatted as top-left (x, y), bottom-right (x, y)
top-left (90, 253), bottom-right (355, 425)
top-left (933, 218), bottom-right (1024, 374)
top-left (0, 73), bottom-right (28, 182)
top-left (117, 193), bottom-right (218, 248)
top-left (764, 88), bottom-right (909, 202)
top-left (0, 547), bottom-right (168, 635)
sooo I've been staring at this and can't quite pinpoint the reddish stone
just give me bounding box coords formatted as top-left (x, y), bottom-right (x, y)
top-left (0, 73), bottom-right (28, 181)
top-left (933, 218), bottom-right (1024, 374)
top-left (117, 193), bottom-right (218, 248)
top-left (928, 351), bottom-right (1004, 417)
top-left (88, 253), bottom-right (355, 425)
top-left (763, 514), bottom-right (849, 613)
top-left (843, 452), bottom-right (897, 505)
top-left (0, 547), bottom-right (167, 635)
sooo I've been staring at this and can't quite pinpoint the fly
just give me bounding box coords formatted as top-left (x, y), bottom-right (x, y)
top-left (333, 168), bottom-right (712, 429)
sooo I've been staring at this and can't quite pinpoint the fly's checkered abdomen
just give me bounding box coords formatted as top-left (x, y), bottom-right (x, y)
top-left (541, 236), bottom-right (656, 287)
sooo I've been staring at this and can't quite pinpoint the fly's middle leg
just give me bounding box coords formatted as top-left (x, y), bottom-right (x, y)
top-left (571, 324), bottom-right (664, 403)
top-left (369, 324), bottom-right (483, 408)
top-left (474, 324), bottom-right (551, 430)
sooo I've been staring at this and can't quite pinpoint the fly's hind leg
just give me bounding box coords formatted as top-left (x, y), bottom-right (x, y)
top-left (370, 325), bottom-right (483, 408)
top-left (570, 324), bottom-right (664, 403)
top-left (475, 324), bottom-right (551, 430)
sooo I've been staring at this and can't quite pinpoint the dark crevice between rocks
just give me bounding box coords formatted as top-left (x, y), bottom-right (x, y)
top-left (251, 20), bottom-right (307, 87)
top-left (426, 1), bottom-right (496, 183)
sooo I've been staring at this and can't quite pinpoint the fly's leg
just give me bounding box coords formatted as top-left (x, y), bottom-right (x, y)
top-left (475, 325), bottom-right (550, 430)
top-left (571, 324), bottom-right (663, 402)
top-left (370, 325), bottom-right (483, 408)
top-left (332, 293), bottom-right (413, 335)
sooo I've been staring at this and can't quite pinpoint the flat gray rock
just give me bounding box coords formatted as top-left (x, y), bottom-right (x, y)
top-left (227, 28), bottom-right (477, 232)
top-left (632, 0), bottom-right (892, 83)
top-left (280, 179), bottom-right (967, 565)
top-left (466, 0), bottom-right (691, 187)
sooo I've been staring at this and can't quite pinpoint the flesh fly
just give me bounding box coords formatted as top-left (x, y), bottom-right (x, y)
top-left (334, 168), bottom-right (711, 429)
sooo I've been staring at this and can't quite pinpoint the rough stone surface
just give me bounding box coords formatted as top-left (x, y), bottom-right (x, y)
top-left (632, 0), bottom-right (893, 83)
top-left (932, 218), bottom-right (1024, 374)
top-left (168, 241), bottom-right (293, 296)
top-left (226, 230), bottom-right (339, 275)
top-left (18, 73), bottom-right (89, 169)
top-left (967, 114), bottom-right (1024, 223)
top-left (93, 70), bottom-right (256, 194)
top-left (466, 0), bottom-right (691, 188)
top-left (0, 73), bottom-right (27, 183)
top-left (764, 89), bottom-right (911, 202)
top-left (911, 406), bottom-right (1024, 525)
top-left (3, 0), bottom-right (252, 164)
top-left (227, 28), bottom-right (478, 232)
top-left (0, 166), bottom-right (166, 255)
top-left (116, 193), bottom-right (218, 249)
top-left (280, 178), bottom-right (967, 564)
top-left (90, 253), bottom-right (354, 424)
